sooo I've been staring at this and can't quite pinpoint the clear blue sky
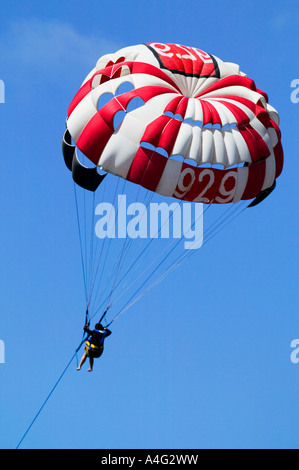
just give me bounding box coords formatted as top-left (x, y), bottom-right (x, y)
top-left (0, 0), bottom-right (298, 449)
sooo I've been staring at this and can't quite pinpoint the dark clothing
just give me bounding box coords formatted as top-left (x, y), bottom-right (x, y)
top-left (84, 326), bottom-right (111, 358)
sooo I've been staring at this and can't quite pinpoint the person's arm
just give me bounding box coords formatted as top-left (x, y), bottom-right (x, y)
top-left (103, 327), bottom-right (111, 337)
top-left (84, 325), bottom-right (93, 336)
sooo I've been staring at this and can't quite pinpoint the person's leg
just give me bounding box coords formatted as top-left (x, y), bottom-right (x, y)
top-left (77, 352), bottom-right (87, 370)
top-left (87, 356), bottom-right (94, 372)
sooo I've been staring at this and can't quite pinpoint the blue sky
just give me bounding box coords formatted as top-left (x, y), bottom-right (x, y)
top-left (0, 0), bottom-right (298, 449)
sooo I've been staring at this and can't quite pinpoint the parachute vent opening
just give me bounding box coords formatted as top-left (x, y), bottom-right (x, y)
top-left (126, 96), bottom-right (145, 112)
top-left (115, 81), bottom-right (134, 96)
top-left (168, 154), bottom-right (184, 162)
top-left (183, 158), bottom-right (197, 167)
top-left (113, 96), bottom-right (146, 131)
top-left (113, 110), bottom-right (126, 130)
top-left (97, 92), bottom-right (114, 111)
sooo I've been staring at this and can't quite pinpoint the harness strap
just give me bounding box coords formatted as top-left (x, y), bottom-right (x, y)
top-left (85, 307), bottom-right (90, 328)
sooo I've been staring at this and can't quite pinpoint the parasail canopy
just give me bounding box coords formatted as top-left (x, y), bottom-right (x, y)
top-left (64, 42), bottom-right (283, 205)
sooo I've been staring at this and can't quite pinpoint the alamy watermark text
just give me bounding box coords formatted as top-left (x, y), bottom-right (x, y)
top-left (94, 195), bottom-right (203, 250)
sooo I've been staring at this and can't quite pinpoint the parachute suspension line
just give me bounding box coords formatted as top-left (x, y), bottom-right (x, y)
top-left (105, 236), bottom-right (181, 327)
top-left (104, 180), bottom-right (153, 313)
top-left (116, 188), bottom-right (155, 278)
top-left (86, 176), bottom-right (120, 313)
top-left (86, 176), bottom-right (108, 312)
top-left (105, 199), bottom-right (187, 310)
top-left (161, 202), bottom-right (249, 291)
top-left (115, 187), bottom-right (156, 279)
top-left (163, 201), bottom-right (246, 274)
top-left (89, 198), bottom-right (185, 322)
top-left (139, 158), bottom-right (246, 303)
top-left (114, 191), bottom-right (156, 305)
top-left (89, 181), bottom-right (148, 323)
top-left (106, 201), bottom-right (247, 327)
top-left (88, 177), bottom-right (127, 318)
top-left (140, 201), bottom-right (249, 307)
top-left (161, 201), bottom-right (248, 281)
top-left (87, 191), bottom-right (96, 300)
top-left (105, 199), bottom-right (134, 310)
top-left (203, 201), bottom-right (248, 246)
top-left (105, 201), bottom-right (208, 327)
top-left (74, 176), bottom-right (106, 310)
top-left (112, 199), bottom-right (208, 309)
top-left (83, 184), bottom-right (88, 293)
top-left (73, 182), bottom-right (88, 305)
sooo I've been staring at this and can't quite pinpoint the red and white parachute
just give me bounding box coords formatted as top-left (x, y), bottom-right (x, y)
top-left (64, 42), bottom-right (283, 205)
top-left (62, 43), bottom-right (283, 326)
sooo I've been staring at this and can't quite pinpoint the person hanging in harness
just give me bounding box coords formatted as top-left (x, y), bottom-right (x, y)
top-left (77, 321), bottom-right (112, 372)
